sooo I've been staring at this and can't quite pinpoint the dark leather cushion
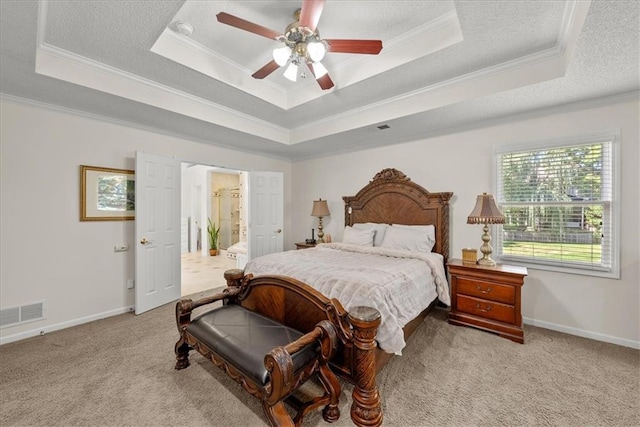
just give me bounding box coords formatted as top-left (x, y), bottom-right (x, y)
top-left (186, 305), bottom-right (318, 386)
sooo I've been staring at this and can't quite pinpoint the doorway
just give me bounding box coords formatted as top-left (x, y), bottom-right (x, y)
top-left (180, 163), bottom-right (242, 297)
top-left (135, 151), bottom-right (284, 314)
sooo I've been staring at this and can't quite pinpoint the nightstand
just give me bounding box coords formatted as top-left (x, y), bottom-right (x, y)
top-left (295, 242), bottom-right (316, 250)
top-left (447, 259), bottom-right (527, 343)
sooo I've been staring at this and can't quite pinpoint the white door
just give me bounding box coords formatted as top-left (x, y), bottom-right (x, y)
top-left (135, 152), bottom-right (181, 314)
top-left (248, 171), bottom-right (284, 260)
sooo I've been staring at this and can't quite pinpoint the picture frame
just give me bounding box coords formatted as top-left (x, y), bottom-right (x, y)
top-left (80, 165), bottom-right (135, 221)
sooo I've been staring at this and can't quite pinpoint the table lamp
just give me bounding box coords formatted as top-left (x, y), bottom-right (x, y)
top-left (311, 199), bottom-right (330, 243)
top-left (467, 193), bottom-right (505, 266)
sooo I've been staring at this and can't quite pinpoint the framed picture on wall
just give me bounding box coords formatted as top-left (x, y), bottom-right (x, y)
top-left (80, 165), bottom-right (135, 221)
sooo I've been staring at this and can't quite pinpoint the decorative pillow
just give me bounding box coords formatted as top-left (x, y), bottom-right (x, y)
top-left (352, 222), bottom-right (388, 247)
top-left (391, 224), bottom-right (435, 250)
top-left (342, 226), bottom-right (375, 247)
top-left (380, 225), bottom-right (434, 253)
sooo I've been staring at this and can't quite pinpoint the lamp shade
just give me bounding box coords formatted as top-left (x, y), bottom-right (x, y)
top-left (467, 193), bottom-right (505, 224)
top-left (272, 46), bottom-right (291, 66)
top-left (307, 41), bottom-right (327, 62)
top-left (311, 61), bottom-right (328, 78)
top-left (283, 62), bottom-right (298, 81)
top-left (311, 199), bottom-right (330, 217)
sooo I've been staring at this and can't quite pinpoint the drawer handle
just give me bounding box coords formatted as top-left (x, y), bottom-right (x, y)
top-left (476, 303), bottom-right (492, 313)
top-left (476, 285), bottom-right (492, 294)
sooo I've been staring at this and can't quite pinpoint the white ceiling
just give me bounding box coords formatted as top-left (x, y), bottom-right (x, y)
top-left (1, 1), bottom-right (638, 161)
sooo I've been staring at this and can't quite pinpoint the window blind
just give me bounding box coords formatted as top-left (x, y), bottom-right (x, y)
top-left (496, 140), bottom-right (615, 273)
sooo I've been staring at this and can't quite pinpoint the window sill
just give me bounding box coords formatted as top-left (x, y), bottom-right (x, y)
top-left (497, 256), bottom-right (620, 279)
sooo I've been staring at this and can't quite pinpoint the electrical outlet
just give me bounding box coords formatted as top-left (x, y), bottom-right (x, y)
top-left (114, 245), bottom-right (129, 252)
top-left (126, 279), bottom-right (134, 289)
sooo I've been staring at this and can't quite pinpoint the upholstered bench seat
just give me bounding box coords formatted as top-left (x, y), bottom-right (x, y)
top-left (186, 305), bottom-right (318, 385)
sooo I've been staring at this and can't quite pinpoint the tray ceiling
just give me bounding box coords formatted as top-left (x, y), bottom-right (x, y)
top-left (1, 1), bottom-right (638, 160)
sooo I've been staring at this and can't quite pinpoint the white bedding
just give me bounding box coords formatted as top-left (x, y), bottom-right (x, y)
top-left (244, 243), bottom-right (450, 355)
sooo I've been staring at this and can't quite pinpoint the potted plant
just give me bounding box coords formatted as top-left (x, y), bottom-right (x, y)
top-left (207, 217), bottom-right (220, 256)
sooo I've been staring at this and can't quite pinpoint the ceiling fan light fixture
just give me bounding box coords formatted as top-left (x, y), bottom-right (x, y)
top-left (312, 61), bottom-right (328, 79)
top-left (272, 46), bottom-right (291, 66)
top-left (283, 62), bottom-right (299, 81)
top-left (307, 40), bottom-right (326, 62)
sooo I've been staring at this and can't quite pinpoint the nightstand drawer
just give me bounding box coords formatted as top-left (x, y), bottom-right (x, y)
top-left (456, 294), bottom-right (515, 324)
top-left (456, 277), bottom-right (515, 304)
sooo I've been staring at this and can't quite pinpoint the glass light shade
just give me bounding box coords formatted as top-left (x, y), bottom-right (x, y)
top-left (312, 62), bottom-right (328, 79)
top-left (272, 46), bottom-right (291, 67)
top-left (307, 41), bottom-right (326, 62)
top-left (283, 62), bottom-right (298, 81)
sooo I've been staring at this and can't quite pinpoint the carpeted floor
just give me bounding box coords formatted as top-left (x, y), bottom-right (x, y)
top-left (0, 288), bottom-right (638, 427)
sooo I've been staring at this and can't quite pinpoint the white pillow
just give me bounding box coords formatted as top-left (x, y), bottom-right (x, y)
top-left (342, 226), bottom-right (375, 247)
top-left (380, 225), bottom-right (434, 253)
top-left (391, 224), bottom-right (435, 250)
top-left (352, 222), bottom-right (388, 247)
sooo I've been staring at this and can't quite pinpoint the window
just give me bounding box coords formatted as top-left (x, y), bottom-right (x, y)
top-left (495, 133), bottom-right (619, 277)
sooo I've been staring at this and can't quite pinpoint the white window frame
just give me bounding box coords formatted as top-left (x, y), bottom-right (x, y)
top-left (493, 131), bottom-right (620, 278)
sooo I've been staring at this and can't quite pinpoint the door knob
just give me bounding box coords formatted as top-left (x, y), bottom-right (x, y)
top-left (140, 238), bottom-right (150, 245)
top-left (275, 229), bottom-right (282, 234)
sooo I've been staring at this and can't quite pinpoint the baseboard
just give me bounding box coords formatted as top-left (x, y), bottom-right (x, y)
top-left (523, 317), bottom-right (639, 349)
top-left (2, 307), bottom-right (637, 349)
top-left (0, 305), bottom-right (135, 345)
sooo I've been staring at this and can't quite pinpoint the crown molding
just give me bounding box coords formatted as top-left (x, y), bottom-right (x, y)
top-left (33, 0), bottom-right (591, 148)
top-left (35, 43), bottom-right (291, 144)
top-left (0, 93), bottom-right (293, 162)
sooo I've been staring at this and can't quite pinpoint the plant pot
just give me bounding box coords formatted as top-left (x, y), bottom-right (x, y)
top-left (209, 249), bottom-right (218, 256)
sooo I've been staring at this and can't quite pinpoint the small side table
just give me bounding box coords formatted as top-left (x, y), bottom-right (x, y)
top-left (295, 242), bottom-right (316, 250)
top-left (447, 259), bottom-right (527, 343)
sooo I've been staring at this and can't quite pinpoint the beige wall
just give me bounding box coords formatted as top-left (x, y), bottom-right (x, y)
top-left (291, 98), bottom-right (640, 348)
top-left (1, 96), bottom-right (638, 348)
top-left (0, 99), bottom-right (292, 342)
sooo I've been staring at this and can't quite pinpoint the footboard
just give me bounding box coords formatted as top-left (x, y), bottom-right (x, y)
top-left (222, 269), bottom-right (383, 427)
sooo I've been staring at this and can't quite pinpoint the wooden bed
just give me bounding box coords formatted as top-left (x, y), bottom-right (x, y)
top-left (342, 168), bottom-right (452, 366)
top-left (238, 168), bottom-right (452, 425)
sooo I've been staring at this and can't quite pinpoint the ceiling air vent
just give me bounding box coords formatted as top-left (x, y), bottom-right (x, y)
top-left (377, 124), bottom-right (390, 130)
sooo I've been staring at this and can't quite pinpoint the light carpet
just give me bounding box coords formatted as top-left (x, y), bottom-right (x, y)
top-left (1, 288), bottom-right (638, 427)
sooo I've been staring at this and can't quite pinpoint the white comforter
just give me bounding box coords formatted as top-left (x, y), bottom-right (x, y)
top-left (244, 243), bottom-right (450, 355)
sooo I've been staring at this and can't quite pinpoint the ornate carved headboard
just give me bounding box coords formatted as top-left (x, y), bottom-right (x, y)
top-left (342, 168), bottom-right (453, 263)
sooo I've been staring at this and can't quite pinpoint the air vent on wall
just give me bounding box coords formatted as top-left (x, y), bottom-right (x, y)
top-left (0, 301), bottom-right (45, 329)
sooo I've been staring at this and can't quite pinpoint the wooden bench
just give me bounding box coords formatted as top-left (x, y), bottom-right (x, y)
top-left (174, 270), bottom-right (358, 426)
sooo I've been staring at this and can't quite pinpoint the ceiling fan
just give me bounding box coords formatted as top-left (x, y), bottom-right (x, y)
top-left (216, 0), bottom-right (383, 90)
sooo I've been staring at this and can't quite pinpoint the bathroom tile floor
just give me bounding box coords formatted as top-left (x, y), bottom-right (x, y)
top-left (181, 251), bottom-right (236, 297)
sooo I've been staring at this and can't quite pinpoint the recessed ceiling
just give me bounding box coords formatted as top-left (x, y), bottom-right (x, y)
top-left (1, 0), bottom-right (638, 160)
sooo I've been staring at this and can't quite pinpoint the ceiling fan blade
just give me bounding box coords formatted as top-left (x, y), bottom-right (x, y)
top-left (326, 39), bottom-right (383, 55)
top-left (252, 60), bottom-right (280, 79)
top-left (216, 12), bottom-right (281, 40)
top-left (316, 73), bottom-right (334, 90)
top-left (298, 0), bottom-right (325, 32)
top-left (308, 63), bottom-right (334, 90)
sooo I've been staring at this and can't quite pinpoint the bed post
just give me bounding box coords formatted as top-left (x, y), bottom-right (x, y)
top-left (349, 306), bottom-right (383, 427)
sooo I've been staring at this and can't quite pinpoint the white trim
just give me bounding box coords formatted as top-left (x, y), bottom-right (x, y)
top-left (0, 305), bottom-right (134, 345)
top-left (34, 0), bottom-right (589, 147)
top-left (0, 94), bottom-right (293, 163)
top-left (493, 131), bottom-right (621, 279)
top-left (523, 316), bottom-right (639, 350)
top-left (35, 43), bottom-right (291, 145)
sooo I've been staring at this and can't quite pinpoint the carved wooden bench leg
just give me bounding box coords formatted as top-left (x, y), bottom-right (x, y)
top-left (262, 401), bottom-right (295, 427)
top-left (174, 337), bottom-right (191, 370)
top-left (349, 307), bottom-right (383, 427)
top-left (318, 364), bottom-right (341, 422)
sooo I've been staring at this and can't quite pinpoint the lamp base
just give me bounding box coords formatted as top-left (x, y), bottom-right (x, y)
top-left (477, 256), bottom-right (497, 267)
top-left (317, 216), bottom-right (325, 243)
top-left (477, 224), bottom-right (497, 267)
